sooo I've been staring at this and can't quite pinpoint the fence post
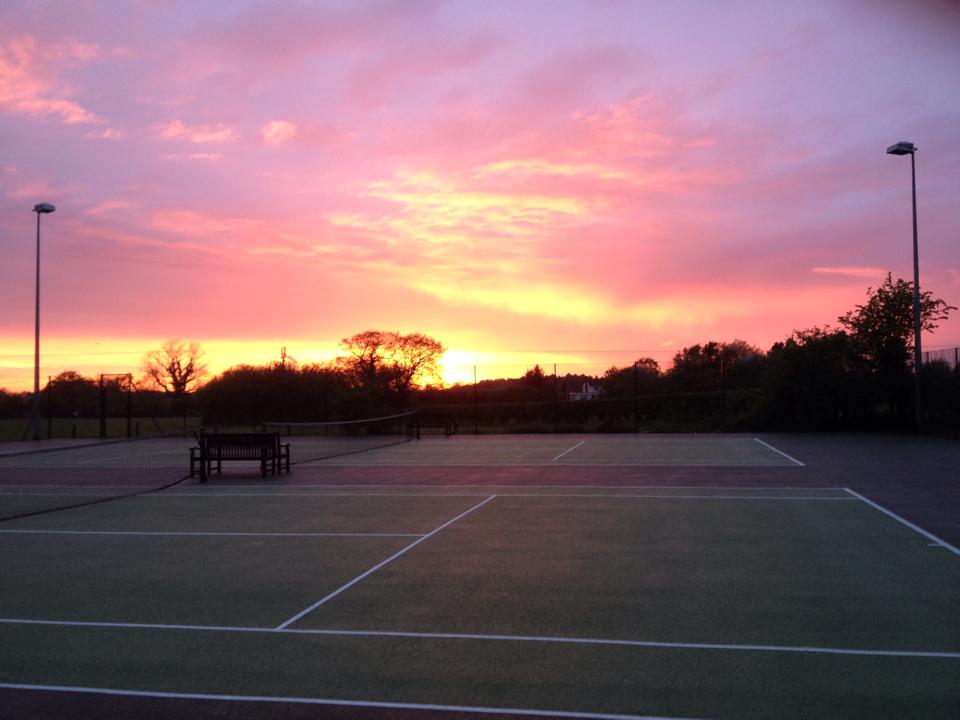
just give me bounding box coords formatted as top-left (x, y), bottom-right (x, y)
top-left (720, 357), bottom-right (726, 433)
top-left (98, 375), bottom-right (107, 440)
top-left (473, 365), bottom-right (478, 434)
top-left (125, 374), bottom-right (132, 438)
top-left (46, 375), bottom-right (53, 439)
top-left (553, 363), bottom-right (559, 433)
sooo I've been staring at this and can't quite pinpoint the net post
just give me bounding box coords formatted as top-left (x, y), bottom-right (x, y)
top-left (46, 375), bottom-right (53, 440)
top-left (99, 375), bottom-right (107, 440)
top-left (125, 374), bottom-right (132, 438)
top-left (553, 363), bottom-right (559, 434)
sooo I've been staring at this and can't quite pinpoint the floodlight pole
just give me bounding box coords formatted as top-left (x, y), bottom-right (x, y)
top-left (32, 211), bottom-right (41, 441)
top-left (909, 150), bottom-right (922, 429)
top-left (30, 204), bottom-right (56, 440)
top-left (886, 143), bottom-right (922, 429)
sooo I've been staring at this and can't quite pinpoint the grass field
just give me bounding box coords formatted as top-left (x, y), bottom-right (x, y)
top-left (0, 434), bottom-right (957, 719)
top-left (0, 417), bottom-right (201, 443)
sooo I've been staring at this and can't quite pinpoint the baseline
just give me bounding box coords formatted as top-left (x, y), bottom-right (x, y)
top-left (141, 492), bottom-right (851, 500)
top-left (0, 683), bottom-right (698, 720)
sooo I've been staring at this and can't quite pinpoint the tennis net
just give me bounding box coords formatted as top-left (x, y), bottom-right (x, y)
top-left (260, 411), bottom-right (418, 465)
top-left (0, 427), bottom-right (201, 521)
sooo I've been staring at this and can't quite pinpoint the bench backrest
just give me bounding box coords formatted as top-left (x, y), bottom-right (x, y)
top-left (200, 432), bottom-right (280, 457)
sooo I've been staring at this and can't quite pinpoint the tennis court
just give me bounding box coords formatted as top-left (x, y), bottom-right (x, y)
top-left (0, 433), bottom-right (958, 719)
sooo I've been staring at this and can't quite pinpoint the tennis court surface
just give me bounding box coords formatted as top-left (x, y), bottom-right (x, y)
top-left (0, 433), bottom-right (958, 719)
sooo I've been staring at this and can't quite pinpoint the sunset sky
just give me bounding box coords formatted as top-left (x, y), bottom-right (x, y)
top-left (1, 0), bottom-right (958, 390)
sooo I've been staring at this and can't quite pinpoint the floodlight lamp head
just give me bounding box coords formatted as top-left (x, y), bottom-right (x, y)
top-left (33, 203), bottom-right (56, 213)
top-left (886, 141), bottom-right (916, 156)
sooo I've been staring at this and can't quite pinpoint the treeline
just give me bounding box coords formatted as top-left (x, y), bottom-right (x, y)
top-left (194, 275), bottom-right (960, 432)
top-left (0, 372), bottom-right (191, 422)
top-left (2, 275), bottom-right (957, 433)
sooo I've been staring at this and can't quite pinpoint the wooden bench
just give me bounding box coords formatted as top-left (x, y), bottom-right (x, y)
top-left (190, 432), bottom-right (290, 482)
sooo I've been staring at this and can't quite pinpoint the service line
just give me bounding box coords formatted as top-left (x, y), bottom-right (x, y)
top-left (0, 617), bottom-right (956, 660)
top-left (0, 529), bottom-right (421, 538)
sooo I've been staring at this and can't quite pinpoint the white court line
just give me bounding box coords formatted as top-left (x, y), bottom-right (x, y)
top-left (0, 529), bottom-right (421, 538)
top-left (292, 462), bottom-right (795, 468)
top-left (274, 495), bottom-right (497, 629)
top-left (844, 488), bottom-right (960, 558)
top-left (0, 683), bottom-right (700, 720)
top-left (0, 491), bottom-right (129, 496)
top-left (752, 438), bottom-right (805, 466)
top-left (551, 441), bottom-right (585, 461)
top-left (1, 617), bottom-right (957, 660)
top-left (180, 486), bottom-right (843, 497)
top-left (132, 492), bottom-right (853, 500)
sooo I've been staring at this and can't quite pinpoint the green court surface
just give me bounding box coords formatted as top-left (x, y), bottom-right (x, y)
top-left (0, 479), bottom-right (958, 719)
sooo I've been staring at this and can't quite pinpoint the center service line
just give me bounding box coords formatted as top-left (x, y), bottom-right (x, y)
top-left (274, 495), bottom-right (497, 630)
top-left (552, 440), bottom-right (585, 462)
top-left (753, 438), bottom-right (805, 466)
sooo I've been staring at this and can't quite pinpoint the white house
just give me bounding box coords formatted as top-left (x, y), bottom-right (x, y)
top-left (568, 382), bottom-right (600, 401)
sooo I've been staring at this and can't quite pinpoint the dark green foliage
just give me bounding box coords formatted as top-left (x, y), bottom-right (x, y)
top-left (838, 273), bottom-right (954, 368)
top-left (0, 389), bottom-right (27, 419)
top-left (923, 360), bottom-right (960, 428)
top-left (338, 330), bottom-right (445, 407)
top-left (600, 358), bottom-right (660, 399)
top-left (42, 371), bottom-right (100, 418)
top-left (199, 362), bottom-right (356, 425)
top-left (835, 274), bottom-right (956, 424)
top-left (760, 328), bottom-right (866, 429)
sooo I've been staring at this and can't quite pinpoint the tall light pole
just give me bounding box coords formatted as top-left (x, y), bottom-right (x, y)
top-left (885, 141), bottom-right (922, 428)
top-left (31, 203), bottom-right (56, 441)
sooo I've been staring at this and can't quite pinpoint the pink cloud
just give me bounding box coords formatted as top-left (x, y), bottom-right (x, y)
top-left (261, 120), bottom-right (297, 144)
top-left (157, 119), bottom-right (237, 143)
top-left (2, 164), bottom-right (85, 200)
top-left (503, 45), bottom-right (646, 117)
top-left (0, 34), bottom-right (104, 124)
top-left (177, 0), bottom-right (442, 87)
top-left (344, 33), bottom-right (502, 106)
top-left (812, 266), bottom-right (889, 279)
